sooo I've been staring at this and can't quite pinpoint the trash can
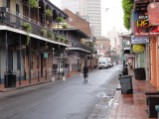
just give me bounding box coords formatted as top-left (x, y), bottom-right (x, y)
top-left (134, 68), bottom-right (145, 80)
top-left (119, 75), bottom-right (133, 94)
top-left (4, 71), bottom-right (16, 88)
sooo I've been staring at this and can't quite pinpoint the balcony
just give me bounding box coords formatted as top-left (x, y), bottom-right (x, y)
top-left (0, 7), bottom-right (68, 45)
top-left (70, 42), bottom-right (94, 53)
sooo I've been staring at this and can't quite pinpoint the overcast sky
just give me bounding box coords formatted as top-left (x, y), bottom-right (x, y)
top-left (50, 0), bottom-right (61, 8)
top-left (50, 0), bottom-right (127, 35)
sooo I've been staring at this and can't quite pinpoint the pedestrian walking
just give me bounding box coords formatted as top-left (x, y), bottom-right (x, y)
top-left (83, 64), bottom-right (88, 83)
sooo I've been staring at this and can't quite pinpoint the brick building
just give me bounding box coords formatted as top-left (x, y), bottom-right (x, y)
top-left (95, 37), bottom-right (111, 57)
top-left (63, 9), bottom-right (92, 37)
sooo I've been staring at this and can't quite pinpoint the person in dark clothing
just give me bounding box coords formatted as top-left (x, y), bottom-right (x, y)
top-left (83, 64), bottom-right (88, 83)
top-left (123, 64), bottom-right (128, 75)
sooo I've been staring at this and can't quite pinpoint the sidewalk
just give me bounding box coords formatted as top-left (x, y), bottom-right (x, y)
top-left (109, 68), bottom-right (158, 119)
top-left (0, 71), bottom-right (80, 92)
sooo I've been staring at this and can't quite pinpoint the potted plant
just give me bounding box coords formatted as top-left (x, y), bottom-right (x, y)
top-left (29, 0), bottom-right (38, 8)
top-left (22, 22), bottom-right (32, 45)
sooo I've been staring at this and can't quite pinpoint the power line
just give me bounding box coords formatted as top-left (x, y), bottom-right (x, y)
top-left (101, 6), bottom-right (122, 11)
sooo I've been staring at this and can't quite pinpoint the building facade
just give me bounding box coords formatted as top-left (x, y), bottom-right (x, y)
top-left (0, 0), bottom-right (94, 91)
top-left (63, 9), bottom-right (92, 37)
top-left (95, 37), bottom-right (110, 57)
top-left (63, 9), bottom-right (97, 72)
top-left (61, 0), bottom-right (102, 37)
top-left (131, 1), bottom-right (159, 87)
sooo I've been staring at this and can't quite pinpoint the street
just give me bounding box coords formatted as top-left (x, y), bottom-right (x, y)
top-left (0, 65), bottom-right (122, 119)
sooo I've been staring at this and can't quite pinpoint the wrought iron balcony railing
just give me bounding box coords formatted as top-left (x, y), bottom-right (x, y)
top-left (0, 7), bottom-right (67, 44)
top-left (73, 43), bottom-right (94, 53)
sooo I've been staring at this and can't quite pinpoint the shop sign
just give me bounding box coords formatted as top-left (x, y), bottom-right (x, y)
top-left (147, 2), bottom-right (159, 25)
top-left (133, 12), bottom-right (159, 36)
top-left (43, 52), bottom-right (48, 58)
top-left (132, 44), bottom-right (145, 54)
top-left (131, 36), bottom-right (149, 44)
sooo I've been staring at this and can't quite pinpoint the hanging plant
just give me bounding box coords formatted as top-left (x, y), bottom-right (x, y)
top-left (46, 9), bottom-right (52, 17)
top-left (55, 35), bottom-right (58, 41)
top-left (89, 42), bottom-right (94, 47)
top-left (56, 35), bottom-right (64, 42)
top-left (40, 28), bottom-right (47, 37)
top-left (64, 38), bottom-right (69, 44)
top-left (59, 36), bottom-right (64, 42)
top-left (47, 32), bottom-right (54, 39)
top-left (29, 0), bottom-right (38, 8)
top-left (56, 17), bottom-right (64, 23)
top-left (62, 24), bottom-right (67, 29)
top-left (22, 22), bottom-right (32, 46)
top-left (51, 33), bottom-right (55, 40)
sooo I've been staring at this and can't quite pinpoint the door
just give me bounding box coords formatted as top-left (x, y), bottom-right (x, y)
top-left (41, 54), bottom-right (43, 77)
top-left (16, 4), bottom-right (20, 26)
top-left (8, 49), bottom-right (13, 72)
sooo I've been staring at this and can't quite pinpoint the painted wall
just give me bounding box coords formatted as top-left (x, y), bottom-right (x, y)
top-left (10, 0), bottom-right (16, 13)
top-left (9, 0), bottom-right (23, 15)
top-left (150, 37), bottom-right (157, 87)
top-left (0, 1), bottom-right (2, 7)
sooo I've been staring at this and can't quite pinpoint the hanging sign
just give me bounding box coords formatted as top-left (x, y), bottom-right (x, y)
top-left (133, 11), bottom-right (159, 36)
top-left (131, 36), bottom-right (149, 44)
top-left (132, 44), bottom-right (145, 53)
top-left (43, 52), bottom-right (48, 58)
top-left (147, 2), bottom-right (159, 25)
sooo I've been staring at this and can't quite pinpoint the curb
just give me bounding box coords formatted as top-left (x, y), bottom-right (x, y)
top-left (108, 90), bottom-right (121, 119)
top-left (0, 80), bottom-right (52, 93)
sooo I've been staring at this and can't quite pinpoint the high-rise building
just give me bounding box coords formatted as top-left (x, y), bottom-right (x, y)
top-left (61, 0), bottom-right (79, 14)
top-left (61, 0), bottom-right (102, 37)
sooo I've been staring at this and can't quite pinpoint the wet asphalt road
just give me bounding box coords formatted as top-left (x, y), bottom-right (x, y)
top-left (0, 65), bottom-right (122, 119)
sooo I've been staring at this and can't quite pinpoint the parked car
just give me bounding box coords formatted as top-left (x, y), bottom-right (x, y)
top-left (98, 57), bottom-right (108, 69)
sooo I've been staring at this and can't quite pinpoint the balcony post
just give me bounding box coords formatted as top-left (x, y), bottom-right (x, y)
top-left (19, 34), bottom-right (22, 86)
top-left (28, 0), bottom-right (31, 21)
top-left (38, 40), bottom-right (40, 82)
top-left (37, 0), bottom-right (40, 25)
top-left (5, 31), bottom-right (8, 74)
top-left (29, 39), bottom-right (31, 84)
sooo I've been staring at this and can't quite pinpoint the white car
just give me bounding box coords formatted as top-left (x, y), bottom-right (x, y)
top-left (98, 61), bottom-right (108, 69)
top-left (98, 57), bottom-right (109, 69)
